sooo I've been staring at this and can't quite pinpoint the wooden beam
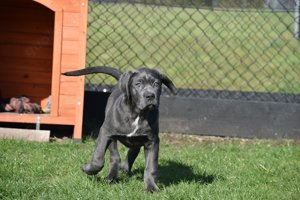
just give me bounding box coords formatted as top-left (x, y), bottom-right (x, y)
top-left (0, 128), bottom-right (50, 142)
top-left (159, 96), bottom-right (300, 139)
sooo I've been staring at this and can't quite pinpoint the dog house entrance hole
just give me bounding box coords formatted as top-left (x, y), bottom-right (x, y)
top-left (0, 0), bottom-right (54, 114)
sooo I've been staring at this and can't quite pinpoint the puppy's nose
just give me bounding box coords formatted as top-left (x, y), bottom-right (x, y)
top-left (144, 92), bottom-right (155, 100)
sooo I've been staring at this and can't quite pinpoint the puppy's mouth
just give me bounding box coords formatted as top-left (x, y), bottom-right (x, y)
top-left (141, 104), bottom-right (157, 111)
top-left (146, 104), bottom-right (156, 110)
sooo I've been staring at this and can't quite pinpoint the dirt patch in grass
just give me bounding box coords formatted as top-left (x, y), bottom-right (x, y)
top-left (161, 133), bottom-right (247, 143)
top-left (160, 133), bottom-right (300, 147)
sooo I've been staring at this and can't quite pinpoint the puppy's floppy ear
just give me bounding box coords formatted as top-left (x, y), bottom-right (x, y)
top-left (119, 70), bottom-right (137, 101)
top-left (159, 72), bottom-right (177, 94)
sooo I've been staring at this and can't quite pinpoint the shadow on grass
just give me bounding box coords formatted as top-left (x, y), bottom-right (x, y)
top-left (86, 160), bottom-right (218, 187)
top-left (131, 160), bottom-right (217, 187)
top-left (157, 160), bottom-right (216, 186)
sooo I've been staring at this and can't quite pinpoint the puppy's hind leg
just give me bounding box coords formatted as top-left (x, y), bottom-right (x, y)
top-left (120, 147), bottom-right (141, 176)
top-left (82, 129), bottom-right (112, 175)
top-left (107, 140), bottom-right (121, 183)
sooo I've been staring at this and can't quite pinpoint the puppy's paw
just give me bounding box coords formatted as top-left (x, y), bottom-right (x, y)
top-left (81, 163), bottom-right (102, 175)
top-left (107, 176), bottom-right (119, 184)
top-left (119, 163), bottom-right (134, 177)
top-left (145, 184), bottom-right (160, 193)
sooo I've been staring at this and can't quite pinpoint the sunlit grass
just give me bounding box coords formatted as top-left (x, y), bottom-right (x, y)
top-left (1, 135), bottom-right (300, 199)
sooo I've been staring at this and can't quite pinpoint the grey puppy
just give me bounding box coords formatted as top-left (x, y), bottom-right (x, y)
top-left (63, 66), bottom-right (176, 192)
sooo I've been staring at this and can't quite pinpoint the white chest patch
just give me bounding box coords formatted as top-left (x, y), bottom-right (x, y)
top-left (127, 116), bottom-right (140, 137)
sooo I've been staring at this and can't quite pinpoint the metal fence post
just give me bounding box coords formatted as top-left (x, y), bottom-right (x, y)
top-left (295, 0), bottom-right (300, 39)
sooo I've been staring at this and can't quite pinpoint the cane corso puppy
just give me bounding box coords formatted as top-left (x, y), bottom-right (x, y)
top-left (63, 66), bottom-right (176, 192)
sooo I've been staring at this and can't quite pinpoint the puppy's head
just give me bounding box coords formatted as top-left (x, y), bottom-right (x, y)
top-left (119, 68), bottom-right (176, 111)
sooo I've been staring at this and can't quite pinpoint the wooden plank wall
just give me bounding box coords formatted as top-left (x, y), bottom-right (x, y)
top-left (59, 1), bottom-right (87, 119)
top-left (0, 0), bottom-right (54, 104)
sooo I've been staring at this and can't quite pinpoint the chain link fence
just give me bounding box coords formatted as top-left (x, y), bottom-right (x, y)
top-left (85, 0), bottom-right (300, 103)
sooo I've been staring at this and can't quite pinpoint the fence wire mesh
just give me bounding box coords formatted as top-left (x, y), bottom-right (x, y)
top-left (85, 0), bottom-right (300, 103)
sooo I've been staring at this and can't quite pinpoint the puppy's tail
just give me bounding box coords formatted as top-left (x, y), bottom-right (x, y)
top-left (62, 66), bottom-right (122, 80)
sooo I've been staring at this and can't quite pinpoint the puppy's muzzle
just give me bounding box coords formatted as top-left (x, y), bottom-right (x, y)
top-left (144, 91), bottom-right (155, 101)
top-left (143, 91), bottom-right (157, 109)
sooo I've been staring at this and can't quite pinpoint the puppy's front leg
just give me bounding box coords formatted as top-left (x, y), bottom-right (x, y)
top-left (144, 139), bottom-right (160, 192)
top-left (82, 129), bottom-right (112, 175)
top-left (107, 140), bottom-right (120, 183)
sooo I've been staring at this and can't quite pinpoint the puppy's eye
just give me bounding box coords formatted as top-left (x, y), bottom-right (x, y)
top-left (135, 82), bottom-right (141, 87)
top-left (153, 82), bottom-right (160, 88)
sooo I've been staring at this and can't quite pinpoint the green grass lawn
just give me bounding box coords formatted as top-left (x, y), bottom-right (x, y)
top-left (1, 134), bottom-right (300, 199)
top-left (86, 3), bottom-right (300, 94)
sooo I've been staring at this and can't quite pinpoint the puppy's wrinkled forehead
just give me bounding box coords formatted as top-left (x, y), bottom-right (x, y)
top-left (132, 69), bottom-right (161, 82)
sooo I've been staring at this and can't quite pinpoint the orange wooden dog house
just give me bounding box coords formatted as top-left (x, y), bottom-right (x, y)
top-left (0, 0), bottom-right (88, 141)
